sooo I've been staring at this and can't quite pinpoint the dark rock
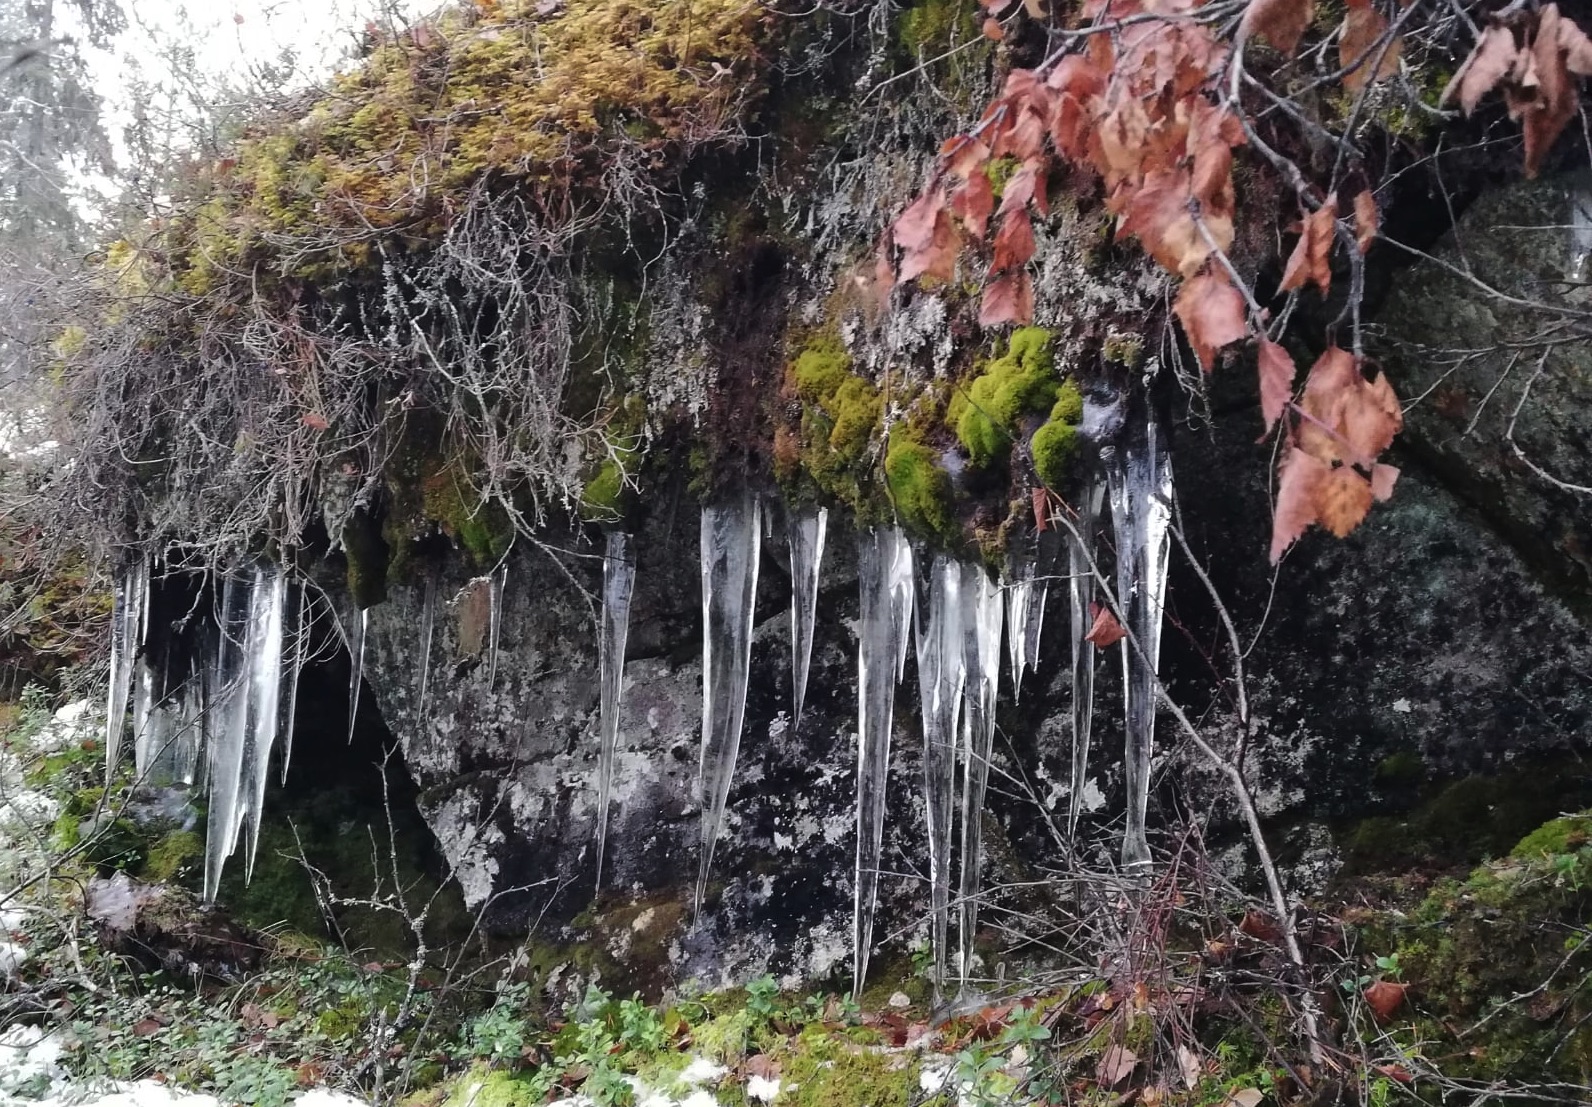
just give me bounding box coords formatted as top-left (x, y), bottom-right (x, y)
top-left (85, 873), bottom-right (261, 981)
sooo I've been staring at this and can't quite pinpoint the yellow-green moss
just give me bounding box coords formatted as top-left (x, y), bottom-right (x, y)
top-left (421, 464), bottom-right (514, 568)
top-left (1031, 380), bottom-right (1084, 489)
top-left (141, 829), bottom-right (204, 883)
top-left (949, 327), bottom-right (1059, 467)
top-left (441, 1064), bottom-right (545, 1107)
top-left (896, 0), bottom-right (978, 58)
top-left (787, 335), bottom-right (884, 512)
top-left (884, 431), bottom-right (954, 540)
top-left (778, 1025), bottom-right (918, 1107)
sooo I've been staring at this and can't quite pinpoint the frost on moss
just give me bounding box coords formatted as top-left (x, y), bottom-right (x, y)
top-left (949, 327), bottom-right (1060, 467)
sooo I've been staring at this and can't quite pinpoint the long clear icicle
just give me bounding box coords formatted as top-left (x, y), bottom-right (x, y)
top-left (278, 582), bottom-right (305, 784)
top-left (487, 562), bottom-right (507, 690)
top-left (1004, 566), bottom-right (1035, 701)
top-left (595, 530), bottom-right (637, 889)
top-left (853, 527), bottom-right (914, 998)
top-left (242, 566), bottom-right (287, 880)
top-left (1107, 412), bottom-right (1174, 871)
top-left (416, 568), bottom-right (438, 724)
top-left (695, 495), bottom-right (762, 911)
top-left (915, 555), bottom-right (964, 1000)
top-left (204, 572), bottom-right (253, 903)
top-left (1066, 480), bottom-right (1106, 837)
top-left (105, 557), bottom-right (149, 778)
top-left (956, 565), bottom-right (1003, 992)
top-left (787, 507), bottom-right (827, 730)
top-left (346, 605), bottom-right (368, 745)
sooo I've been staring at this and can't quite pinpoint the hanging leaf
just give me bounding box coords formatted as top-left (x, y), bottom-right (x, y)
top-left (1085, 602), bottom-right (1128, 647)
top-left (979, 271), bottom-right (1035, 326)
top-left (1340, 0), bottom-right (1402, 91)
top-left (992, 209), bottom-right (1037, 272)
top-left (1279, 195), bottom-right (1337, 295)
top-left (1257, 338), bottom-right (1296, 432)
top-left (1441, 23), bottom-right (1519, 113)
top-left (1271, 447), bottom-right (1328, 562)
top-left (1241, 0), bottom-right (1313, 55)
top-left (1174, 268), bottom-right (1248, 371)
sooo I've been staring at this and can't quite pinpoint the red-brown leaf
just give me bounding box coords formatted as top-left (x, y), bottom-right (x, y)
top-left (301, 412), bottom-right (330, 431)
top-left (997, 159), bottom-right (1049, 218)
top-left (1364, 979), bottom-right (1408, 1021)
top-left (992, 209), bottom-right (1037, 271)
top-left (1353, 190), bottom-right (1378, 252)
top-left (1239, 910), bottom-right (1283, 942)
top-left (1442, 23), bottom-right (1519, 113)
top-left (1371, 462), bottom-right (1399, 501)
top-left (899, 209), bottom-right (958, 284)
top-left (1271, 446), bottom-right (1329, 562)
top-left (1317, 465), bottom-right (1374, 537)
top-left (1174, 268), bottom-right (1247, 371)
top-left (1340, 3), bottom-right (1401, 91)
top-left (1558, 9), bottom-right (1592, 74)
top-left (895, 191), bottom-right (945, 253)
top-left (1257, 338), bottom-right (1296, 432)
top-left (1085, 603), bottom-right (1128, 647)
top-left (1096, 1045), bottom-right (1138, 1087)
top-left (982, 16), bottom-right (1005, 41)
top-left (979, 271), bottom-right (1035, 326)
top-left (951, 173), bottom-right (995, 239)
top-left (1241, 0), bottom-right (1313, 55)
top-left (1279, 195), bottom-right (1337, 296)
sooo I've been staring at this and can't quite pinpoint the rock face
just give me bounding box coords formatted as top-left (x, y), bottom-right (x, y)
top-left (340, 173), bottom-right (1592, 990)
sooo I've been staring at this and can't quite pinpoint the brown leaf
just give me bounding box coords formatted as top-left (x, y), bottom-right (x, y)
top-left (1521, 5), bottom-right (1580, 176)
top-left (1224, 1090), bottom-right (1265, 1107)
top-left (132, 1018), bottom-right (163, 1037)
top-left (745, 1054), bottom-right (782, 1080)
top-left (992, 209), bottom-right (1037, 272)
top-left (1174, 268), bottom-right (1247, 371)
top-left (1370, 462), bottom-right (1399, 501)
top-left (982, 16), bottom-right (1005, 41)
top-left (1022, 0), bottom-right (1049, 17)
top-left (1364, 979), bottom-right (1408, 1021)
top-left (1340, 0), bottom-right (1401, 91)
top-left (1279, 195), bottom-right (1337, 296)
top-left (894, 191), bottom-right (945, 254)
top-left (944, 135), bottom-right (993, 180)
top-left (1241, 0), bottom-right (1313, 55)
top-left (1032, 486), bottom-right (1051, 531)
top-left (1096, 1045), bottom-right (1139, 1087)
top-left (1257, 338), bottom-right (1296, 432)
top-left (1558, 10), bottom-right (1592, 74)
top-left (1271, 446), bottom-right (1329, 562)
top-left (997, 159), bottom-right (1049, 218)
top-left (1317, 465), bottom-right (1374, 537)
top-left (1118, 170), bottom-right (1208, 276)
top-left (979, 271), bottom-right (1034, 326)
top-left (1239, 909), bottom-right (1283, 943)
top-left (951, 173), bottom-right (995, 239)
top-left (1373, 1063), bottom-right (1415, 1083)
top-left (1442, 23), bottom-right (1520, 112)
top-left (1353, 190), bottom-right (1378, 252)
top-left (301, 412), bottom-right (330, 431)
top-left (899, 209), bottom-right (958, 284)
top-left (1085, 602), bottom-right (1128, 647)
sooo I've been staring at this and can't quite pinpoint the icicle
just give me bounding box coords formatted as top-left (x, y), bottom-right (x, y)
top-left (105, 557), bottom-right (149, 777)
top-left (956, 565), bottom-right (1003, 991)
top-left (1066, 479), bottom-right (1106, 837)
top-left (487, 562), bottom-right (507, 690)
top-left (1004, 567), bottom-right (1035, 701)
top-left (130, 656), bottom-right (156, 779)
top-left (416, 568), bottom-right (438, 725)
top-left (278, 582), bottom-right (305, 784)
top-left (242, 566), bottom-right (287, 880)
top-left (914, 555), bottom-right (964, 999)
top-left (694, 495), bottom-right (762, 911)
top-left (787, 507), bottom-right (827, 729)
top-left (204, 572), bottom-right (254, 903)
top-left (595, 530), bottom-right (637, 889)
top-left (1107, 412), bottom-right (1174, 872)
top-left (852, 526), bottom-right (914, 999)
top-left (346, 605), bottom-right (368, 745)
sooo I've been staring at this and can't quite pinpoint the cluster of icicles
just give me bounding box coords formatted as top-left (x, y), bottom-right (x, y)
top-left (103, 413), bottom-right (1172, 998)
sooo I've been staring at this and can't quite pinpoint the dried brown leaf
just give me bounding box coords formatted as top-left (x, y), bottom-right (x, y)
top-left (1241, 0), bottom-right (1313, 55)
top-left (1257, 338), bottom-right (1296, 432)
top-left (1174, 268), bottom-right (1247, 371)
top-left (1443, 23), bottom-right (1519, 112)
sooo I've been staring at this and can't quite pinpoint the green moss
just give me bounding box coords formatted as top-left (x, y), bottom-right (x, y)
top-left (950, 327), bottom-right (1059, 467)
top-left (442, 1064), bottom-right (545, 1107)
top-left (895, 0), bottom-right (977, 58)
top-left (786, 334), bottom-right (884, 514)
top-left (1101, 330), bottom-right (1144, 368)
top-left (884, 432), bottom-right (953, 540)
top-left (421, 464), bottom-right (514, 569)
top-left (1512, 814), bottom-right (1592, 859)
top-left (141, 830), bottom-right (204, 883)
top-left (793, 340), bottom-right (853, 402)
top-left (778, 1025), bottom-right (918, 1107)
top-left (342, 509), bottom-right (389, 609)
top-left (1031, 380), bottom-right (1084, 489)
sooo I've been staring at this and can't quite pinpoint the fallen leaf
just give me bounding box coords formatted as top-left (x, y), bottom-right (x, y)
top-left (1373, 1063), bottom-right (1415, 1083)
top-left (745, 1054), bottom-right (782, 1080)
top-left (1096, 1045), bottom-right (1139, 1087)
top-left (1224, 1089), bottom-right (1265, 1107)
top-left (133, 1018), bottom-right (162, 1037)
top-left (1241, 0), bottom-right (1313, 55)
top-left (1364, 979), bottom-right (1408, 1021)
top-left (1240, 909), bottom-right (1283, 943)
top-left (1085, 603), bottom-right (1128, 647)
top-left (1256, 338), bottom-right (1296, 432)
top-left (1177, 1044), bottom-right (1202, 1089)
top-left (1174, 268), bottom-right (1248, 371)
top-left (1353, 190), bottom-right (1378, 252)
